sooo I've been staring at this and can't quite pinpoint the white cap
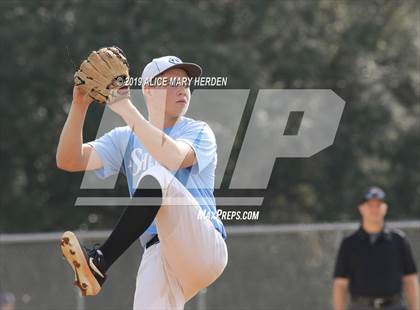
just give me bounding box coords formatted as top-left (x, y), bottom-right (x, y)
top-left (141, 56), bottom-right (202, 83)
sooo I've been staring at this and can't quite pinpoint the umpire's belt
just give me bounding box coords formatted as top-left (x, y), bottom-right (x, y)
top-left (351, 295), bottom-right (402, 309)
top-left (145, 234), bottom-right (160, 249)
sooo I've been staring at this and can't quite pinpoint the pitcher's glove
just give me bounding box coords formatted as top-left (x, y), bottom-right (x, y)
top-left (74, 46), bottom-right (130, 104)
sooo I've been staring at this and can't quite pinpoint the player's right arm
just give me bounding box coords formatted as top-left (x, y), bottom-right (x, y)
top-left (56, 86), bottom-right (103, 172)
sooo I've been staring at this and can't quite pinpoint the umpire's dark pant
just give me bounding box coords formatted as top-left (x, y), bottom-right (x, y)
top-left (349, 303), bottom-right (406, 310)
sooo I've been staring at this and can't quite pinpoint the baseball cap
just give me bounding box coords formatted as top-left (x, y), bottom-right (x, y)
top-left (363, 186), bottom-right (386, 202)
top-left (141, 56), bottom-right (202, 84)
top-left (0, 291), bottom-right (15, 306)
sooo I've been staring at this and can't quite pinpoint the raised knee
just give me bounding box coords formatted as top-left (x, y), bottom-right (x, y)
top-left (193, 253), bottom-right (228, 287)
top-left (210, 251), bottom-right (228, 279)
top-left (142, 165), bottom-right (175, 191)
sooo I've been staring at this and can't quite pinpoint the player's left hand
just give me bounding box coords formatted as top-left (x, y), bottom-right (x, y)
top-left (74, 46), bottom-right (129, 104)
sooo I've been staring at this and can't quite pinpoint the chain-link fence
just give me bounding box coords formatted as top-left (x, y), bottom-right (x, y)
top-left (1, 221), bottom-right (419, 310)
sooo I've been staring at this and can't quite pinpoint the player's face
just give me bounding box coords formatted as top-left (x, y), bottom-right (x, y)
top-left (359, 199), bottom-right (388, 223)
top-left (146, 68), bottom-right (191, 119)
top-left (162, 68), bottom-right (191, 117)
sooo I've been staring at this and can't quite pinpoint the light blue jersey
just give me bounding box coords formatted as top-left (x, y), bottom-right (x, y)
top-left (88, 116), bottom-right (226, 239)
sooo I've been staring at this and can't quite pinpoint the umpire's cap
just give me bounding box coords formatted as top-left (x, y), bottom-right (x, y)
top-left (363, 186), bottom-right (386, 202)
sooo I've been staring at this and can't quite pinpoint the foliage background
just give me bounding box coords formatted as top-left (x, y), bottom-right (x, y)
top-left (0, 0), bottom-right (419, 232)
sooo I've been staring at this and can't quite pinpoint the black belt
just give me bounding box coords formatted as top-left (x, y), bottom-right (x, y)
top-left (351, 295), bottom-right (402, 309)
top-left (145, 235), bottom-right (160, 249)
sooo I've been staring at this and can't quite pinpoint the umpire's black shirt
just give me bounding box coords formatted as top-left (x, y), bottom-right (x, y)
top-left (334, 226), bottom-right (418, 297)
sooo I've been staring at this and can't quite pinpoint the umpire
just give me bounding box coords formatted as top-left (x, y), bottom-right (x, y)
top-left (332, 186), bottom-right (419, 310)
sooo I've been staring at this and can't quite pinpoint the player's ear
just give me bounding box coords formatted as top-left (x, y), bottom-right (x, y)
top-left (143, 85), bottom-right (155, 101)
top-left (143, 85), bottom-right (150, 96)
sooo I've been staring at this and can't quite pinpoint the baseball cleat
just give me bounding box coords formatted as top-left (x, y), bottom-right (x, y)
top-left (60, 231), bottom-right (107, 296)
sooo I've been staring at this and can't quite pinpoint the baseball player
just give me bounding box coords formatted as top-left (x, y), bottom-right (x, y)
top-left (57, 47), bottom-right (228, 309)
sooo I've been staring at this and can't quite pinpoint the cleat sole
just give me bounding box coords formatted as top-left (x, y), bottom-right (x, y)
top-left (60, 231), bottom-right (101, 296)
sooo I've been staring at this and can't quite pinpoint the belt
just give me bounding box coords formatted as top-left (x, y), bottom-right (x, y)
top-left (145, 234), bottom-right (160, 249)
top-left (351, 295), bottom-right (402, 309)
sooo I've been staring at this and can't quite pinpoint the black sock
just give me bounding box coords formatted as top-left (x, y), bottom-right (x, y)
top-left (99, 175), bottom-right (162, 271)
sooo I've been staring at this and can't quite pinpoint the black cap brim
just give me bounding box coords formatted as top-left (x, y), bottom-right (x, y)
top-left (162, 63), bottom-right (202, 78)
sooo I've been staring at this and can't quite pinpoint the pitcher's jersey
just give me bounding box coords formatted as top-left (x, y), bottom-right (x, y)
top-left (88, 116), bottom-right (226, 240)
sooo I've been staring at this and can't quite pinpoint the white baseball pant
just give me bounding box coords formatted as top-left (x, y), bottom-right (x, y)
top-left (133, 165), bottom-right (228, 310)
